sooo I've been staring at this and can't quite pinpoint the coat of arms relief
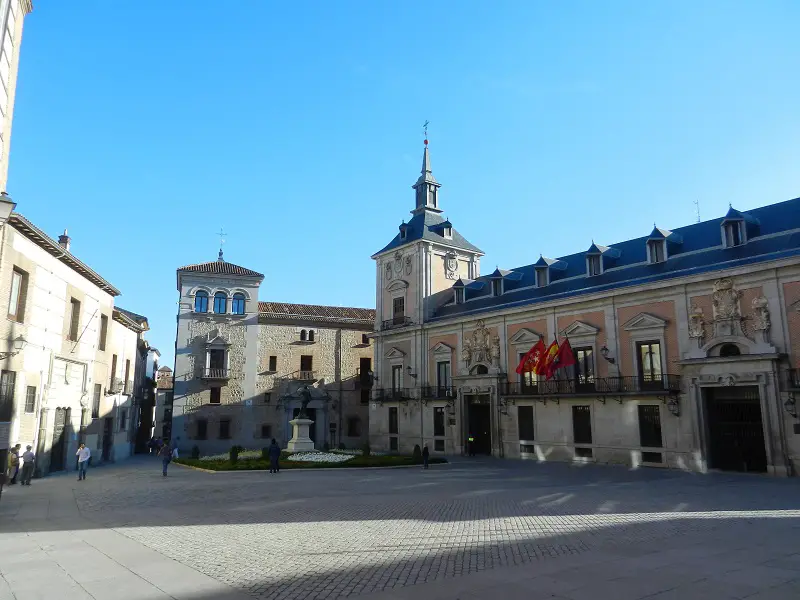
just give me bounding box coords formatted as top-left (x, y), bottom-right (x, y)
top-left (384, 251), bottom-right (412, 287)
top-left (444, 252), bottom-right (459, 280)
top-left (686, 278), bottom-right (773, 357)
top-left (461, 320), bottom-right (501, 373)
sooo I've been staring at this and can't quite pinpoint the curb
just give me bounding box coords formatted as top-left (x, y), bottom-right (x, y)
top-left (172, 462), bottom-right (447, 474)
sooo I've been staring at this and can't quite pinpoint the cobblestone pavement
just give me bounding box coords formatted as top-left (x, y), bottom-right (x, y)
top-left (1, 457), bottom-right (800, 600)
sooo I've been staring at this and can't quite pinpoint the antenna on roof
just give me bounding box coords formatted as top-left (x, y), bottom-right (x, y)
top-left (693, 200), bottom-right (701, 223)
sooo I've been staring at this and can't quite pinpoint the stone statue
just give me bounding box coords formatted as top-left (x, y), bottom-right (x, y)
top-left (752, 296), bottom-right (770, 332)
top-left (461, 345), bottom-right (472, 365)
top-left (688, 305), bottom-right (705, 339)
top-left (490, 335), bottom-right (501, 366)
top-left (385, 263), bottom-right (393, 282)
top-left (299, 386), bottom-right (313, 418)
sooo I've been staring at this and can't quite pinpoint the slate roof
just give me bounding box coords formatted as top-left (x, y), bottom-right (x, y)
top-left (373, 210), bottom-right (483, 257)
top-left (431, 196), bottom-right (800, 321)
top-left (259, 302), bottom-right (375, 326)
top-left (177, 260), bottom-right (264, 278)
top-left (113, 307), bottom-right (149, 332)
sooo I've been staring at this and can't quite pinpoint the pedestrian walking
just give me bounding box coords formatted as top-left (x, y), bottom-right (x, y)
top-left (76, 443), bottom-right (91, 481)
top-left (159, 440), bottom-right (173, 477)
top-left (268, 438), bottom-right (281, 474)
top-left (20, 446), bottom-right (35, 485)
top-left (467, 434), bottom-right (476, 457)
top-left (422, 444), bottom-right (430, 470)
top-left (147, 437), bottom-right (156, 455)
top-left (171, 437), bottom-right (180, 460)
top-left (7, 444), bottom-right (20, 485)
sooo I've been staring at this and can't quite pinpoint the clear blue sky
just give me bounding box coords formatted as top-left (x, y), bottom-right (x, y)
top-left (9, 1), bottom-right (800, 368)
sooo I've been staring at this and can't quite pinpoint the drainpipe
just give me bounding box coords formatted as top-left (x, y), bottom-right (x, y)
top-left (337, 327), bottom-right (342, 449)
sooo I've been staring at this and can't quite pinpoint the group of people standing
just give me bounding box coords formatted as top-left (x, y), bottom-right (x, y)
top-left (6, 444), bottom-right (35, 486)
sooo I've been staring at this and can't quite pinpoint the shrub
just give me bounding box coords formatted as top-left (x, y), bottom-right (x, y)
top-left (229, 445), bottom-right (244, 463)
top-left (412, 444), bottom-right (422, 463)
top-left (338, 443), bottom-right (346, 450)
top-left (362, 442), bottom-right (371, 457)
top-left (261, 447), bottom-right (269, 461)
top-left (191, 445), bottom-right (200, 459)
top-left (323, 442), bottom-right (330, 452)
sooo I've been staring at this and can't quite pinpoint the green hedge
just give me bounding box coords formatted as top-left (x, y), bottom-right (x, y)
top-left (174, 454), bottom-right (447, 472)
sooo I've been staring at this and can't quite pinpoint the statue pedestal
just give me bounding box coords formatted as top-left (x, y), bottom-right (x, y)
top-left (286, 418), bottom-right (315, 452)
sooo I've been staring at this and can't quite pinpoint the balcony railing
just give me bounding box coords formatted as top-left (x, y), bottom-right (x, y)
top-left (108, 377), bottom-right (124, 394)
top-left (124, 380), bottom-right (134, 395)
top-left (276, 370), bottom-right (317, 381)
top-left (500, 375), bottom-right (681, 397)
top-left (199, 368), bottom-right (230, 380)
top-left (420, 385), bottom-right (458, 399)
top-left (381, 316), bottom-right (412, 331)
top-left (787, 369), bottom-right (800, 390)
top-left (374, 388), bottom-right (414, 402)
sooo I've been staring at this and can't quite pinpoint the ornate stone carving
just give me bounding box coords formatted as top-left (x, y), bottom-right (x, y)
top-left (462, 320), bottom-right (501, 373)
top-left (752, 296), bottom-right (770, 332)
top-left (722, 374), bottom-right (735, 387)
top-left (444, 252), bottom-right (458, 280)
top-left (688, 305), bottom-right (705, 340)
top-left (490, 335), bottom-right (501, 367)
top-left (404, 255), bottom-right (412, 276)
top-left (711, 278), bottom-right (745, 339)
top-left (385, 262), bottom-right (392, 282)
top-left (393, 251), bottom-right (404, 277)
top-left (712, 278), bottom-right (741, 320)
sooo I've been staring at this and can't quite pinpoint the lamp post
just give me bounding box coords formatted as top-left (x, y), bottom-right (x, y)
top-left (0, 335), bottom-right (26, 360)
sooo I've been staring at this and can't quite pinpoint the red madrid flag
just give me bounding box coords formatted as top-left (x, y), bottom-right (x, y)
top-left (515, 338), bottom-right (546, 375)
top-left (546, 337), bottom-right (577, 379)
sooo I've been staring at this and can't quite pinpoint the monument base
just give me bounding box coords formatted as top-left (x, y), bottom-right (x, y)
top-left (286, 417), bottom-right (315, 452)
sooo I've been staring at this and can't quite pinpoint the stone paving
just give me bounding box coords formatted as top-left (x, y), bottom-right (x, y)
top-left (0, 457), bottom-right (799, 599)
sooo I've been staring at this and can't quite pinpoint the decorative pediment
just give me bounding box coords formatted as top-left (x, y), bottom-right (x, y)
top-left (508, 328), bottom-right (543, 346)
top-left (431, 342), bottom-right (454, 356)
top-left (386, 279), bottom-right (409, 292)
top-left (384, 347), bottom-right (406, 360)
top-left (623, 313), bottom-right (667, 331)
top-left (206, 329), bottom-right (230, 346)
top-left (561, 320), bottom-right (600, 338)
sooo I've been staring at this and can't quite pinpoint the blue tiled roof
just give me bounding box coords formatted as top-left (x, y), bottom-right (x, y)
top-left (430, 196), bottom-right (800, 321)
top-left (372, 210), bottom-right (483, 257)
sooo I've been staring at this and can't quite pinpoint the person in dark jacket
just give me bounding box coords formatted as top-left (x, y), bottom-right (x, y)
top-left (268, 439), bottom-right (281, 474)
top-left (422, 445), bottom-right (430, 470)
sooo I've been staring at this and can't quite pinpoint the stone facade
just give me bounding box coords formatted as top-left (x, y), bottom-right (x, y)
top-left (369, 143), bottom-right (800, 477)
top-left (172, 258), bottom-right (375, 456)
top-left (0, 205), bottom-right (150, 476)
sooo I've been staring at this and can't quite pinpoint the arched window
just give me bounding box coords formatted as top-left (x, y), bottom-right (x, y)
top-left (231, 293), bottom-right (245, 315)
top-left (719, 343), bottom-right (741, 357)
top-left (300, 329), bottom-right (307, 341)
top-left (213, 292), bottom-right (227, 314)
top-left (308, 330), bottom-right (315, 342)
top-left (472, 365), bottom-right (489, 375)
top-left (194, 291), bottom-right (209, 313)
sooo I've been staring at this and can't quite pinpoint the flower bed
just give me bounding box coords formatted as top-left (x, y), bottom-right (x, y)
top-left (175, 452), bottom-right (446, 471)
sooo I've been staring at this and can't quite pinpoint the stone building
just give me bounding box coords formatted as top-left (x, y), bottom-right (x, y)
top-left (0, 197), bottom-right (152, 474)
top-left (0, 0), bottom-right (32, 193)
top-left (172, 254), bottom-right (375, 456)
top-left (153, 366), bottom-right (174, 442)
top-left (369, 141), bottom-right (800, 477)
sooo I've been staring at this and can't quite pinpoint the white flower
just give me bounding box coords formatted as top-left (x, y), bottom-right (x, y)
top-left (285, 452), bottom-right (354, 463)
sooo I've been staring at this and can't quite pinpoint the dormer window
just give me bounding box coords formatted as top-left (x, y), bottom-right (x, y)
top-left (491, 279), bottom-right (502, 297)
top-left (399, 222), bottom-right (408, 240)
top-left (723, 221), bottom-right (743, 247)
top-left (648, 240), bottom-right (665, 264)
top-left (443, 225), bottom-right (452, 239)
top-left (430, 188), bottom-right (437, 208)
top-left (455, 288), bottom-right (465, 304)
top-left (587, 255), bottom-right (601, 276)
top-left (535, 267), bottom-right (549, 288)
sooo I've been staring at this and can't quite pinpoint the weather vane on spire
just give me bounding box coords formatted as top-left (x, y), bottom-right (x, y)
top-left (423, 120), bottom-right (429, 145)
top-left (217, 227), bottom-right (227, 260)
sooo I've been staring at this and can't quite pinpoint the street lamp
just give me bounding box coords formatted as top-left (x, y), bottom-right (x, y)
top-left (0, 335), bottom-right (26, 360)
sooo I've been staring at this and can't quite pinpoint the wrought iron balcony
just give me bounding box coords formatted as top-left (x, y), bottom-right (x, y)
top-left (374, 388), bottom-right (414, 402)
top-left (500, 375), bottom-right (681, 397)
top-left (381, 316), bottom-right (412, 331)
top-left (787, 369), bottom-right (800, 390)
top-left (420, 385), bottom-right (457, 399)
top-left (199, 368), bottom-right (230, 381)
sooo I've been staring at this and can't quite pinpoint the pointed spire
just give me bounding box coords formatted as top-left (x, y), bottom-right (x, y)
top-left (411, 136), bottom-right (442, 215)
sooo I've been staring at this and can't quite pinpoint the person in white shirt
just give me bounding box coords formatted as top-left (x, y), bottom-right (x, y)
top-left (76, 443), bottom-right (91, 481)
top-left (20, 446), bottom-right (35, 486)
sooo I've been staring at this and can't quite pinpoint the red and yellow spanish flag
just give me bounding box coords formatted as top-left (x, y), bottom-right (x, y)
top-left (546, 337), bottom-right (577, 379)
top-left (515, 338), bottom-right (546, 375)
top-left (538, 340), bottom-right (560, 376)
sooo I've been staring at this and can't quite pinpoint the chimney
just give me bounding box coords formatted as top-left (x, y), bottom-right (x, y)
top-left (58, 228), bottom-right (71, 252)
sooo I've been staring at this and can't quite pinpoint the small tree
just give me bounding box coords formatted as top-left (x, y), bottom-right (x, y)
top-left (362, 441), bottom-right (371, 457)
top-left (191, 445), bottom-right (200, 459)
top-left (229, 445), bottom-right (243, 463)
top-left (323, 441), bottom-right (330, 452)
top-left (261, 447), bottom-right (270, 461)
top-left (412, 444), bottom-right (422, 463)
